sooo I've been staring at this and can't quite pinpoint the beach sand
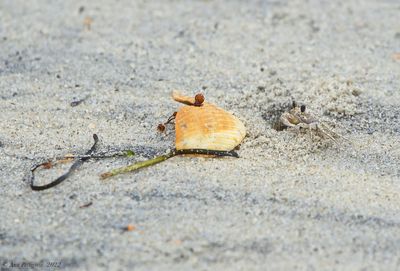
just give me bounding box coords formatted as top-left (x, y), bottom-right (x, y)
top-left (1, 0), bottom-right (399, 270)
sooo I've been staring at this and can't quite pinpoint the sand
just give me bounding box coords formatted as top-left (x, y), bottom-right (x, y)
top-left (1, 0), bottom-right (399, 270)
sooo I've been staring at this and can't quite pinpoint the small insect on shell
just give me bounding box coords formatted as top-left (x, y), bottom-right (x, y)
top-left (172, 91), bottom-right (246, 151)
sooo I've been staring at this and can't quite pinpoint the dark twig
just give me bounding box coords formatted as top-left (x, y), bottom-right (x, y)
top-left (28, 134), bottom-right (135, 191)
top-left (70, 95), bottom-right (90, 107)
top-left (29, 134), bottom-right (99, 191)
top-left (79, 202), bottom-right (93, 208)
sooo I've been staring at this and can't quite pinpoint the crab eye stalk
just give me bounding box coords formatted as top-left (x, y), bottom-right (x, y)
top-left (292, 101), bottom-right (297, 108)
top-left (300, 105), bottom-right (306, 113)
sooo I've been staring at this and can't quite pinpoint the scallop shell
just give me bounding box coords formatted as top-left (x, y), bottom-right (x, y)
top-left (172, 91), bottom-right (246, 151)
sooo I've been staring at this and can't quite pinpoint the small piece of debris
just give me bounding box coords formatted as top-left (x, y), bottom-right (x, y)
top-left (124, 224), bottom-right (136, 232)
top-left (64, 153), bottom-right (75, 159)
top-left (71, 100), bottom-right (82, 107)
top-left (171, 239), bottom-right (182, 246)
top-left (157, 123), bottom-right (166, 132)
top-left (79, 202), bottom-right (93, 208)
top-left (83, 16), bottom-right (93, 30)
top-left (125, 150), bottom-right (135, 157)
top-left (69, 194), bottom-right (77, 200)
top-left (392, 53), bottom-right (400, 61)
top-left (352, 88), bottom-right (362, 96)
top-left (71, 96), bottom-right (89, 107)
top-left (42, 162), bottom-right (53, 169)
top-left (257, 86), bottom-right (266, 92)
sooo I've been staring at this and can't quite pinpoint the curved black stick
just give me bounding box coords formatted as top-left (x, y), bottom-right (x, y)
top-left (29, 134), bottom-right (99, 191)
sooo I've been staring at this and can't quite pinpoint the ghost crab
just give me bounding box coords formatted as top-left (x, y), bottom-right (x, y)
top-left (279, 101), bottom-right (343, 142)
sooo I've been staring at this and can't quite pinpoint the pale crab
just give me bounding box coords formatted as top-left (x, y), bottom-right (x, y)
top-left (279, 101), bottom-right (343, 142)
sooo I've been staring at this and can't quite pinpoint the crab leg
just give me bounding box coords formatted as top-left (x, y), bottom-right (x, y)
top-left (318, 124), bottom-right (338, 143)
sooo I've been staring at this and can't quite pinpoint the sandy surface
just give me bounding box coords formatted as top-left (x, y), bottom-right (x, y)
top-left (1, 0), bottom-right (400, 270)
